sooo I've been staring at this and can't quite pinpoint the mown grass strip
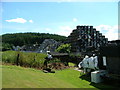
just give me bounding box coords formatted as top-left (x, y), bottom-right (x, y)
top-left (2, 65), bottom-right (117, 88)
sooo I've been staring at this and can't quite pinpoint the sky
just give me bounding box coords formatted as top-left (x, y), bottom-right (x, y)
top-left (1, 1), bottom-right (119, 41)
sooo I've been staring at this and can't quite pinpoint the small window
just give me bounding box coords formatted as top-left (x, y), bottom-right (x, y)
top-left (103, 56), bottom-right (107, 66)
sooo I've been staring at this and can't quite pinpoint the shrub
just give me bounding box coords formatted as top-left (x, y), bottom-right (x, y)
top-left (69, 53), bottom-right (81, 58)
top-left (33, 53), bottom-right (47, 68)
top-left (56, 44), bottom-right (71, 53)
top-left (47, 58), bottom-right (61, 64)
top-left (2, 51), bottom-right (47, 69)
top-left (68, 53), bottom-right (82, 65)
top-left (2, 51), bottom-right (18, 64)
top-left (2, 43), bottom-right (13, 51)
top-left (68, 62), bottom-right (76, 67)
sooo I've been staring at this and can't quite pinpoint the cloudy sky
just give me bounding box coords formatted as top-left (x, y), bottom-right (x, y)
top-left (1, 0), bottom-right (119, 41)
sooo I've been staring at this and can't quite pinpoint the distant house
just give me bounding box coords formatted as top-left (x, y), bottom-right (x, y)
top-left (13, 46), bottom-right (21, 51)
top-left (38, 39), bottom-right (61, 53)
top-left (21, 44), bottom-right (40, 52)
top-left (19, 39), bottom-right (61, 53)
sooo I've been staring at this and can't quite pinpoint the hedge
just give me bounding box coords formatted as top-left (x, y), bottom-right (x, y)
top-left (2, 51), bottom-right (47, 69)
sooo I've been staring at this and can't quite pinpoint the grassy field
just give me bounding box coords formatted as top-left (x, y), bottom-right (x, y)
top-left (2, 65), bottom-right (118, 89)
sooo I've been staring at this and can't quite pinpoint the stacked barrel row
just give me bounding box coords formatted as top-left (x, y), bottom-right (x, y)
top-left (67, 25), bottom-right (108, 52)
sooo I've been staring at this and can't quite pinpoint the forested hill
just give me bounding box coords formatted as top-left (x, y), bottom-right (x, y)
top-left (2, 33), bottom-right (67, 46)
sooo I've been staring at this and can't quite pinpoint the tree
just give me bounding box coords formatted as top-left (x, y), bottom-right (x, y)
top-left (56, 44), bottom-right (71, 53)
top-left (2, 43), bottom-right (13, 51)
top-left (2, 33), bottom-right (67, 46)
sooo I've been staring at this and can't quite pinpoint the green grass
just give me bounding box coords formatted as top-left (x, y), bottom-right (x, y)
top-left (2, 65), bottom-right (117, 88)
top-left (68, 62), bottom-right (76, 67)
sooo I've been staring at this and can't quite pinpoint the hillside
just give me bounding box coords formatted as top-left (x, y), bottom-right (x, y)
top-left (2, 65), bottom-right (117, 88)
top-left (2, 33), bottom-right (67, 46)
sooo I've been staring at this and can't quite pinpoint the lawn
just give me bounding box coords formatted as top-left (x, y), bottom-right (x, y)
top-left (2, 65), bottom-right (117, 89)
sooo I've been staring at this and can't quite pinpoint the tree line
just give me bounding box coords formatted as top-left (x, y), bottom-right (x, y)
top-left (1, 32), bottom-right (67, 51)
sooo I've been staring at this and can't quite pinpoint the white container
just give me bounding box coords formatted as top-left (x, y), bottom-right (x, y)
top-left (91, 70), bottom-right (107, 83)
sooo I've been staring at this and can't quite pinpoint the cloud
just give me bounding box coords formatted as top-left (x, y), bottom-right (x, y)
top-left (73, 18), bottom-right (78, 22)
top-left (56, 26), bottom-right (73, 36)
top-left (60, 26), bottom-right (72, 31)
top-left (45, 28), bottom-right (51, 31)
top-left (5, 18), bottom-right (34, 23)
top-left (95, 25), bottom-right (113, 32)
top-left (57, 25), bottom-right (118, 40)
top-left (95, 25), bottom-right (118, 41)
top-left (119, 33), bottom-right (120, 39)
top-left (29, 20), bottom-right (33, 23)
top-left (5, 18), bottom-right (27, 23)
